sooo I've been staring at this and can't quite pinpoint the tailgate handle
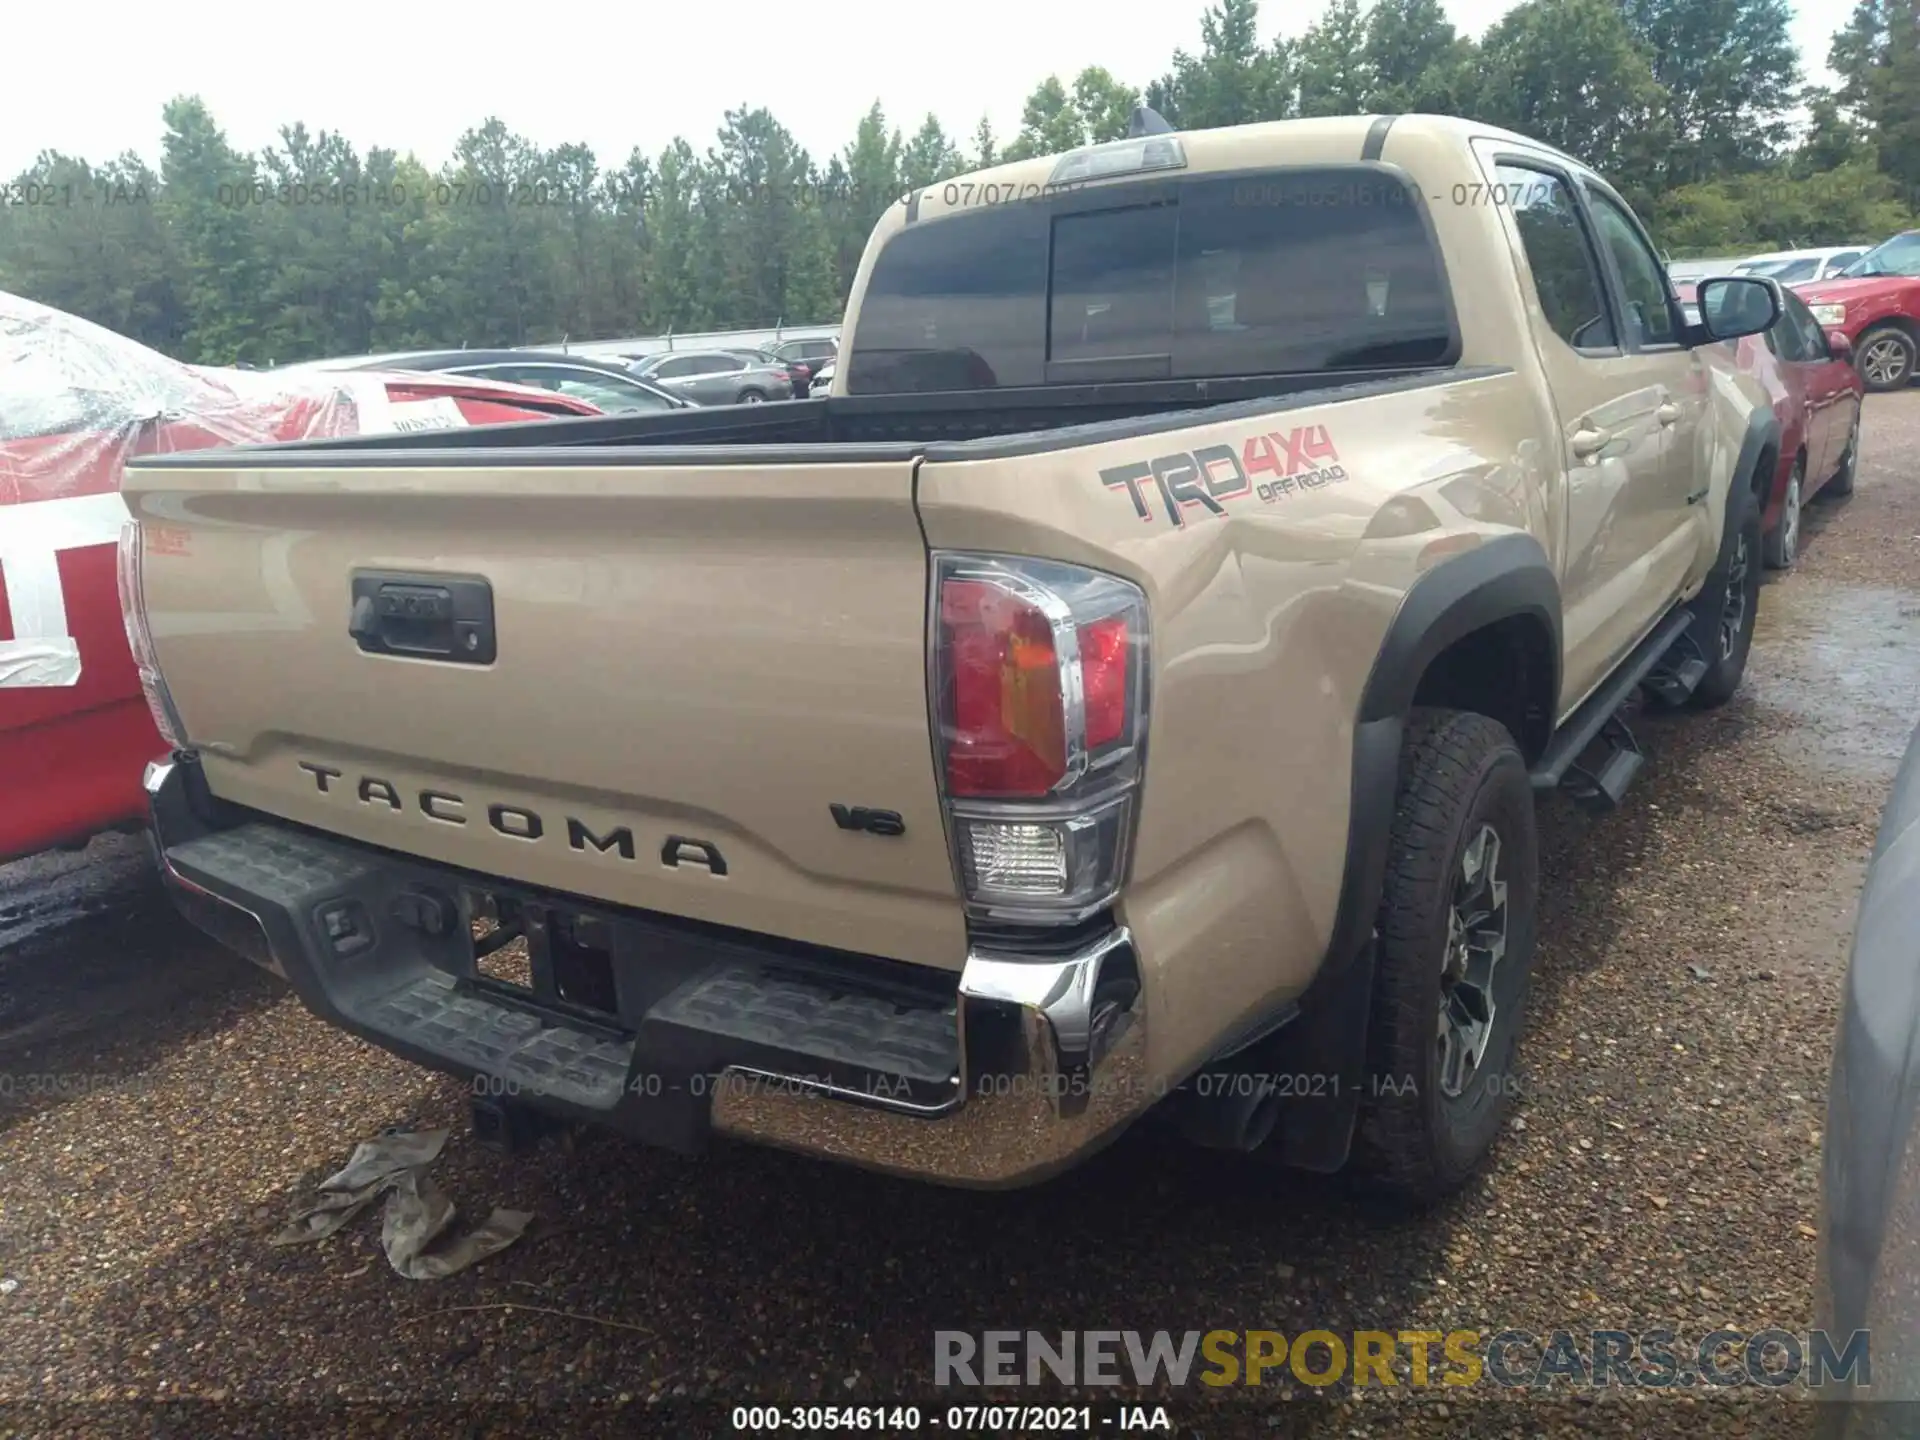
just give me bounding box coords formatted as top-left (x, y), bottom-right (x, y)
top-left (349, 571), bottom-right (496, 664)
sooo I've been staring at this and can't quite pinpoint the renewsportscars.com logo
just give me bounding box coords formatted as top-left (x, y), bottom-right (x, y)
top-left (933, 1328), bottom-right (1871, 1390)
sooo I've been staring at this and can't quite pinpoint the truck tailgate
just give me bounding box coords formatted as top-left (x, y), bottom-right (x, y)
top-left (122, 457), bottom-right (967, 969)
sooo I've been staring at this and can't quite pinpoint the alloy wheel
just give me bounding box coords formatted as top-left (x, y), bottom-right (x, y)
top-left (1862, 336), bottom-right (1912, 388)
top-left (1437, 824), bottom-right (1509, 1099)
top-left (1720, 532), bottom-right (1751, 660)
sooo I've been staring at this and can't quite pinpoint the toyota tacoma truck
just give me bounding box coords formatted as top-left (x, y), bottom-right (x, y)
top-left (122, 112), bottom-right (1787, 1202)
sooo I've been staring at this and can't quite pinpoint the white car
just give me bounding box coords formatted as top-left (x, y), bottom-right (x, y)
top-left (1731, 245), bottom-right (1870, 284)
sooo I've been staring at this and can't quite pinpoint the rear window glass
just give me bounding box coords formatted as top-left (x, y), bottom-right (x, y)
top-left (844, 166), bottom-right (1455, 394)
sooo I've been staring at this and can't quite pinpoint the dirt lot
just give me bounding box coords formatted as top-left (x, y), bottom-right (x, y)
top-left (3, 396), bottom-right (1919, 1439)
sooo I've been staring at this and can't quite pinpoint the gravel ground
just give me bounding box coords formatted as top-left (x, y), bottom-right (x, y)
top-left (3, 396), bottom-right (1919, 1440)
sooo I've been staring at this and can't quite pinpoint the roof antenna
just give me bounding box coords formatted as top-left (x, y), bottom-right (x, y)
top-left (1127, 105), bottom-right (1175, 138)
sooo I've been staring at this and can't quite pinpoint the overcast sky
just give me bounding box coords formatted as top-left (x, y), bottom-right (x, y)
top-left (1, 0), bottom-right (1856, 178)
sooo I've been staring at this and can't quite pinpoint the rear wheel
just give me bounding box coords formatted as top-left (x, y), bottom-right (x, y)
top-left (1763, 457), bottom-right (1803, 571)
top-left (1352, 709), bottom-right (1539, 1204)
top-left (1687, 477), bottom-right (1763, 709)
top-left (1857, 326), bottom-right (1916, 392)
top-left (738, 389), bottom-right (767, 404)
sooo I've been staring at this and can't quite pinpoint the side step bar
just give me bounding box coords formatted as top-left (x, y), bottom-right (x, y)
top-left (1530, 607), bottom-right (1701, 814)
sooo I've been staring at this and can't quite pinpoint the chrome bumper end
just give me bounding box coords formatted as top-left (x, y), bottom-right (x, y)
top-left (710, 927), bottom-right (1158, 1188)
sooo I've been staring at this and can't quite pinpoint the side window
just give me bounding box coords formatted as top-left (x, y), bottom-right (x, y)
top-left (1782, 292), bottom-right (1830, 361)
top-left (653, 356), bottom-right (695, 379)
top-left (1495, 164), bottom-right (1615, 351)
top-left (507, 365), bottom-right (572, 392)
top-left (1764, 306), bottom-right (1804, 362)
top-left (1827, 251), bottom-right (1863, 275)
top-left (695, 355), bottom-right (737, 375)
top-left (1584, 189), bottom-right (1679, 347)
top-left (551, 375), bottom-right (665, 412)
top-left (1773, 257), bottom-right (1819, 283)
top-left (459, 364), bottom-right (552, 390)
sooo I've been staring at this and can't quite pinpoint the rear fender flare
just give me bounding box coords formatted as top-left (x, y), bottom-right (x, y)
top-left (1336, 532), bottom-right (1560, 970)
top-left (1255, 534), bottom-right (1559, 1170)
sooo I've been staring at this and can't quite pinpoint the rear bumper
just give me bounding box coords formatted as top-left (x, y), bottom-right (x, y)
top-left (145, 756), bottom-right (1154, 1188)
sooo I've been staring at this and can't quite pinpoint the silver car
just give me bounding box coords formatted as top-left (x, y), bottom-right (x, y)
top-left (1817, 717), bottom-right (1920, 1428)
top-left (629, 349), bottom-right (794, 406)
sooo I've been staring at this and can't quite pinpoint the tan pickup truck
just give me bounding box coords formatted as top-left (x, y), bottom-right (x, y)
top-left (123, 112), bottom-right (1789, 1203)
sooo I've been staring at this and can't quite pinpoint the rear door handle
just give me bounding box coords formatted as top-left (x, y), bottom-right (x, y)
top-left (1570, 426), bottom-right (1613, 458)
top-left (1656, 402), bottom-right (1681, 425)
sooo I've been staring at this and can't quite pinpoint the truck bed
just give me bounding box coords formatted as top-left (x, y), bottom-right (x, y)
top-left (134, 368), bottom-right (1473, 467)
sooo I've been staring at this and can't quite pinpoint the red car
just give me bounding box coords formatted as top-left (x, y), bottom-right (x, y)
top-left (1794, 230), bottom-right (1920, 392)
top-left (0, 293), bottom-right (601, 866)
top-left (1686, 283), bottom-right (1864, 570)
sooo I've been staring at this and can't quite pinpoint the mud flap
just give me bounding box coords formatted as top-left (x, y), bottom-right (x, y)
top-left (1268, 936), bottom-right (1377, 1172)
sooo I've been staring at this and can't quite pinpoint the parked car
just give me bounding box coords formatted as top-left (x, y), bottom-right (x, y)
top-left (1816, 715), bottom-right (1920, 1421)
top-left (1732, 246), bottom-right (1872, 285)
top-left (808, 359), bottom-right (835, 396)
top-left (769, 336), bottom-right (839, 395)
top-left (1680, 285), bottom-right (1864, 569)
top-left (724, 348), bottom-right (815, 398)
top-left (0, 292), bottom-right (601, 867)
top-left (1795, 230), bottom-right (1920, 392)
top-left (287, 349), bottom-right (690, 415)
top-left (629, 349), bottom-right (795, 405)
top-left (129, 113), bottom-right (1786, 1204)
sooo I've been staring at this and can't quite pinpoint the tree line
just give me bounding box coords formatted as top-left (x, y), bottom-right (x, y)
top-left (2, 0), bottom-right (1916, 367)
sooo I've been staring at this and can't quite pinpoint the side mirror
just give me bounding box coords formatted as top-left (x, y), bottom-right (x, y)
top-left (1692, 276), bottom-right (1783, 344)
top-left (1827, 330), bottom-right (1853, 361)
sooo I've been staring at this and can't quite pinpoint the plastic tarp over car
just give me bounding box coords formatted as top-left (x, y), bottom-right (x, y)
top-left (0, 291), bottom-right (373, 689)
top-left (0, 290), bottom-right (581, 689)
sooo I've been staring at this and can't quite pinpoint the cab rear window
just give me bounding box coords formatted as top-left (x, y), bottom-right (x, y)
top-left (844, 165), bottom-right (1456, 394)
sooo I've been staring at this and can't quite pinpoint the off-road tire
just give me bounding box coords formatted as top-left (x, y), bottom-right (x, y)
top-left (1351, 708), bottom-right (1539, 1204)
top-left (1687, 477), bottom-right (1763, 709)
top-left (1762, 456), bottom-right (1803, 571)
top-left (1856, 325), bottom-right (1916, 393)
top-left (1823, 421), bottom-right (1858, 499)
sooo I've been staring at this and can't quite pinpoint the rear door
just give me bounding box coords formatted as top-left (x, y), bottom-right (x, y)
top-left (1578, 179), bottom-right (1711, 608)
top-left (1483, 154), bottom-right (1688, 709)
top-left (645, 355), bottom-right (705, 401)
top-left (692, 354), bottom-right (748, 403)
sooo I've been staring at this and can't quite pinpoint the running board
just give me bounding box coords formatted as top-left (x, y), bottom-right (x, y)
top-left (1530, 608), bottom-right (1696, 812)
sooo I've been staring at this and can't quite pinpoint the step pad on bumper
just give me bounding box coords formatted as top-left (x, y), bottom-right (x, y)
top-left (162, 818), bottom-right (953, 1111)
top-left (369, 971), bottom-right (633, 1109)
top-left (170, 825), bottom-right (378, 906)
top-left (651, 966), bottom-right (958, 1085)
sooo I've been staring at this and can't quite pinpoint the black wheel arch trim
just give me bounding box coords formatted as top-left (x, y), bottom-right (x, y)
top-left (1733, 406), bottom-right (1783, 505)
top-left (1337, 531), bottom-right (1559, 974)
top-left (1355, 532), bottom-right (1562, 727)
top-left (1250, 533), bottom-right (1561, 1171)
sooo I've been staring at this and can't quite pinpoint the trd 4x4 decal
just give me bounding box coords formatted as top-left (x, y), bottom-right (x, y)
top-left (1100, 424), bottom-right (1348, 527)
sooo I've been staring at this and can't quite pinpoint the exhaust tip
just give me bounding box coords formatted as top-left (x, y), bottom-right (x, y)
top-left (1180, 1073), bottom-right (1283, 1153)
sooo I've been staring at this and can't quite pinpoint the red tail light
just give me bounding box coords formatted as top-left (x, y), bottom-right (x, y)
top-left (1079, 615), bottom-right (1130, 750)
top-left (932, 554), bottom-right (1150, 924)
top-left (940, 578), bottom-right (1068, 796)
